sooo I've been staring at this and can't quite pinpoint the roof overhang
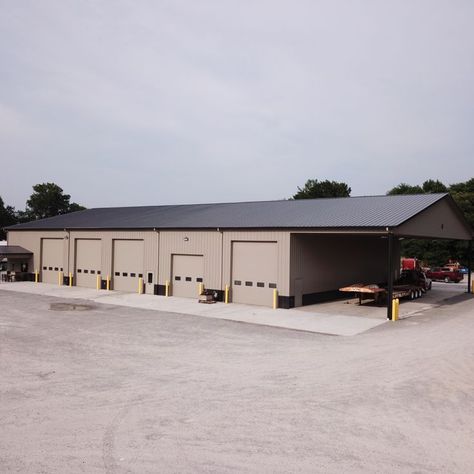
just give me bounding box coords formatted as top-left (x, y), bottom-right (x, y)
top-left (0, 246), bottom-right (33, 258)
top-left (393, 194), bottom-right (473, 240)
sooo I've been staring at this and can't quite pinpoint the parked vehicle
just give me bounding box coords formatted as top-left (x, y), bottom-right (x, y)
top-left (401, 258), bottom-right (420, 271)
top-left (397, 269), bottom-right (432, 291)
top-left (426, 267), bottom-right (463, 283)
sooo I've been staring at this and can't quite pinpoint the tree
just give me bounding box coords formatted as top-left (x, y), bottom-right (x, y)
top-left (421, 179), bottom-right (448, 194)
top-left (25, 183), bottom-right (86, 220)
top-left (0, 196), bottom-right (18, 240)
top-left (387, 179), bottom-right (449, 196)
top-left (293, 179), bottom-right (351, 199)
top-left (387, 183), bottom-right (423, 195)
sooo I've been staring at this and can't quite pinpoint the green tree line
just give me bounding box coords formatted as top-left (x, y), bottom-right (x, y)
top-left (0, 183), bottom-right (85, 240)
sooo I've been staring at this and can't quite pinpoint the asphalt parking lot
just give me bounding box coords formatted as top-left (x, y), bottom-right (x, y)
top-left (1, 288), bottom-right (474, 473)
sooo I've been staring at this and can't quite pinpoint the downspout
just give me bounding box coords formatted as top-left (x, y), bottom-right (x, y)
top-left (65, 228), bottom-right (70, 275)
top-left (218, 228), bottom-right (224, 293)
top-left (386, 228), bottom-right (394, 320)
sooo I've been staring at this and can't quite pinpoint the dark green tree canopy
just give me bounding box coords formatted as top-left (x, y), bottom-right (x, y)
top-left (387, 183), bottom-right (423, 195)
top-left (26, 183), bottom-right (85, 220)
top-left (421, 179), bottom-right (448, 194)
top-left (0, 196), bottom-right (18, 240)
top-left (293, 179), bottom-right (351, 199)
top-left (387, 179), bottom-right (448, 196)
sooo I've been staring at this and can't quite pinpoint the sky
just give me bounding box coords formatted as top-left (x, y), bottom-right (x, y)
top-left (1, 0), bottom-right (473, 210)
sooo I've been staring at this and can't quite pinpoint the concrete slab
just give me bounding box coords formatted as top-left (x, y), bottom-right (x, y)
top-left (0, 282), bottom-right (387, 336)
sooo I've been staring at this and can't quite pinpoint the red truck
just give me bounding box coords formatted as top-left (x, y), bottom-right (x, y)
top-left (426, 267), bottom-right (463, 283)
top-left (401, 258), bottom-right (420, 271)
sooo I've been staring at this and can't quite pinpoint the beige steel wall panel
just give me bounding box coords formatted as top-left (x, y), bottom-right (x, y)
top-left (395, 198), bottom-right (472, 240)
top-left (289, 234), bottom-right (400, 296)
top-left (158, 231), bottom-right (222, 290)
top-left (222, 231), bottom-right (290, 295)
top-left (68, 230), bottom-right (159, 294)
top-left (7, 230), bottom-right (67, 274)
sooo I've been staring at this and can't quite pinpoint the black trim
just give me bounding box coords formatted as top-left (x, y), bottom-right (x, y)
top-left (63, 276), bottom-right (70, 286)
top-left (278, 295), bottom-right (295, 309)
top-left (101, 279), bottom-right (107, 290)
top-left (302, 289), bottom-right (348, 305)
top-left (155, 284), bottom-right (166, 296)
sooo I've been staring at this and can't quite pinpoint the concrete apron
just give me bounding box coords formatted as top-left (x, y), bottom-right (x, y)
top-left (4, 281), bottom-right (463, 335)
top-left (1, 281), bottom-right (466, 335)
top-left (0, 282), bottom-right (393, 336)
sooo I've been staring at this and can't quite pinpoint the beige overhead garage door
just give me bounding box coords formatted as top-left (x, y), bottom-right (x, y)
top-left (112, 240), bottom-right (144, 292)
top-left (231, 241), bottom-right (278, 307)
top-left (75, 239), bottom-right (101, 288)
top-left (172, 254), bottom-right (204, 298)
top-left (41, 238), bottom-right (64, 284)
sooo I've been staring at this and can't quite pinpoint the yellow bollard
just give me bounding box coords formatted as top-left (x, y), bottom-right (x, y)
top-left (138, 277), bottom-right (143, 294)
top-left (106, 275), bottom-right (110, 291)
top-left (96, 274), bottom-right (101, 290)
top-left (69, 273), bottom-right (73, 287)
top-left (392, 298), bottom-right (399, 321)
top-left (198, 282), bottom-right (204, 295)
top-left (165, 280), bottom-right (170, 297)
top-left (58, 271), bottom-right (63, 286)
top-left (35, 269), bottom-right (39, 283)
top-left (225, 284), bottom-right (229, 304)
top-left (273, 289), bottom-right (278, 309)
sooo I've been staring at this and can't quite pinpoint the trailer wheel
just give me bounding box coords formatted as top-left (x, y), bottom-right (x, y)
top-left (410, 291), bottom-right (415, 300)
top-left (417, 289), bottom-right (422, 298)
top-left (444, 277), bottom-right (450, 283)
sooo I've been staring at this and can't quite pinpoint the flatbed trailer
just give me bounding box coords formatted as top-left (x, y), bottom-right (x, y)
top-left (339, 283), bottom-right (424, 305)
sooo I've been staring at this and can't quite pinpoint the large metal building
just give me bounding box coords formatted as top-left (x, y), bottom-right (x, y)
top-left (4, 193), bottom-right (473, 311)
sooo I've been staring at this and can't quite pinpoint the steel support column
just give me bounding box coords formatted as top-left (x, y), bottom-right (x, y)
top-left (387, 232), bottom-right (394, 320)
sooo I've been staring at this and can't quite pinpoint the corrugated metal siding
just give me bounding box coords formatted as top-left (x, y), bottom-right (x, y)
top-left (290, 234), bottom-right (401, 296)
top-left (395, 198), bottom-right (472, 240)
top-left (68, 230), bottom-right (159, 294)
top-left (8, 230), bottom-right (67, 274)
top-left (158, 231), bottom-right (222, 289)
top-left (222, 231), bottom-right (290, 295)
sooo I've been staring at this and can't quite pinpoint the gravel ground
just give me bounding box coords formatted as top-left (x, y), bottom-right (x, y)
top-left (1, 289), bottom-right (473, 473)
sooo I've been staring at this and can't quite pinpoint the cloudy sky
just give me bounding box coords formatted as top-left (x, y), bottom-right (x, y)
top-left (1, 0), bottom-right (473, 209)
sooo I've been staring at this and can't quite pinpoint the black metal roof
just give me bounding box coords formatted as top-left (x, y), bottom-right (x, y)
top-left (0, 245), bottom-right (33, 256)
top-left (6, 193), bottom-right (453, 231)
